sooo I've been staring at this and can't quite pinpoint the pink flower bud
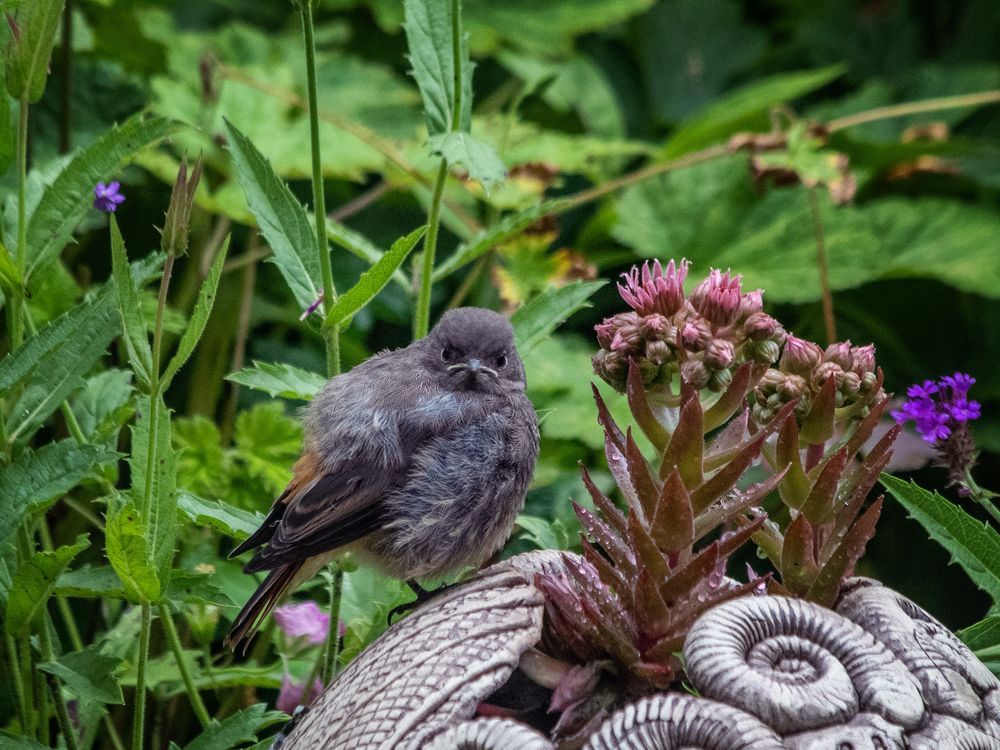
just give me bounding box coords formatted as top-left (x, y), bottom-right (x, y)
top-left (778, 374), bottom-right (808, 401)
top-left (813, 361), bottom-right (843, 386)
top-left (595, 312), bottom-right (639, 350)
top-left (740, 289), bottom-right (764, 317)
top-left (681, 317), bottom-right (712, 352)
top-left (273, 601), bottom-right (329, 646)
top-left (823, 340), bottom-right (854, 370)
top-left (277, 674), bottom-right (324, 714)
top-left (680, 359), bottom-right (711, 389)
top-left (744, 312), bottom-right (778, 341)
top-left (705, 339), bottom-right (736, 370)
top-left (691, 268), bottom-right (743, 327)
top-left (850, 344), bottom-right (876, 375)
top-left (638, 313), bottom-right (671, 340)
top-left (753, 339), bottom-right (781, 364)
top-left (779, 335), bottom-right (822, 375)
top-left (617, 259), bottom-right (688, 317)
top-left (840, 371), bottom-right (861, 397)
top-left (645, 339), bottom-right (672, 365)
top-left (592, 349), bottom-right (628, 391)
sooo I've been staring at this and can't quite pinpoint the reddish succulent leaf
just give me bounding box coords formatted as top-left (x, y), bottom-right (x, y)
top-left (660, 382), bottom-right (704, 488)
top-left (840, 423), bottom-right (900, 503)
top-left (627, 510), bottom-right (671, 583)
top-left (689, 430), bottom-right (768, 514)
top-left (800, 447), bottom-right (849, 525)
top-left (625, 429), bottom-right (661, 523)
top-left (536, 573), bottom-right (606, 662)
top-left (581, 464), bottom-right (628, 537)
top-left (781, 513), bottom-right (819, 596)
top-left (704, 408), bottom-right (749, 471)
top-left (627, 360), bottom-right (670, 452)
top-left (634, 564), bottom-right (672, 642)
top-left (549, 662), bottom-right (605, 714)
top-left (629, 661), bottom-right (676, 689)
top-left (576, 503), bottom-right (635, 575)
top-left (668, 578), bottom-right (769, 639)
top-left (703, 362), bottom-right (765, 432)
top-left (807, 497), bottom-right (883, 607)
top-left (651, 468), bottom-right (695, 555)
top-left (800, 376), bottom-right (837, 445)
top-left (776, 412), bottom-right (810, 509)
top-left (843, 394), bottom-right (890, 458)
top-left (658, 542), bottom-right (720, 605)
top-left (592, 383), bottom-right (626, 451)
top-left (820, 447), bottom-right (892, 564)
top-left (766, 578), bottom-right (793, 596)
top-left (694, 468), bottom-right (786, 539)
top-left (715, 514), bottom-right (766, 560)
top-left (580, 537), bottom-right (630, 598)
top-left (605, 433), bottom-right (641, 512)
top-left (564, 560), bottom-right (641, 664)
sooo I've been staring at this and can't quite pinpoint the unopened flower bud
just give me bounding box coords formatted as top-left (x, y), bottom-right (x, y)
top-left (645, 339), bottom-right (672, 365)
top-left (813, 361), bottom-right (843, 386)
top-left (740, 289), bottom-right (764, 317)
top-left (637, 357), bottom-right (662, 385)
top-left (753, 339), bottom-right (781, 364)
top-left (850, 344), bottom-right (876, 375)
top-left (592, 349), bottom-right (627, 391)
top-left (161, 157), bottom-right (203, 258)
top-left (705, 339), bottom-right (736, 370)
top-left (639, 313), bottom-right (671, 340)
top-left (744, 312), bottom-right (779, 341)
top-left (681, 317), bottom-right (712, 352)
top-left (778, 374), bottom-right (808, 401)
top-left (708, 367), bottom-right (733, 392)
top-left (840, 371), bottom-right (861, 397)
top-left (691, 269), bottom-right (743, 327)
top-left (859, 371), bottom-right (879, 393)
top-left (823, 340), bottom-right (854, 370)
top-left (611, 322), bottom-right (643, 353)
top-left (759, 368), bottom-right (783, 390)
top-left (780, 335), bottom-right (822, 375)
top-left (680, 359), bottom-right (711, 389)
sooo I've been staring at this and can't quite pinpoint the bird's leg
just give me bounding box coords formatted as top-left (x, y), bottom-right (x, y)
top-left (386, 579), bottom-right (455, 624)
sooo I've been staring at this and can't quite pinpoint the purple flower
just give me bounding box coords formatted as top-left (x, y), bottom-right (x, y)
top-left (276, 674), bottom-right (324, 714)
top-left (690, 268), bottom-right (743, 328)
top-left (93, 181), bottom-right (125, 212)
top-left (892, 372), bottom-right (981, 445)
top-left (617, 259), bottom-right (688, 317)
top-left (273, 601), bottom-right (329, 645)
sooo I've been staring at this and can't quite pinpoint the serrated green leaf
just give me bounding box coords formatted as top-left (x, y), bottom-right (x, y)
top-left (56, 565), bottom-right (125, 600)
top-left (664, 65), bottom-right (846, 157)
top-left (110, 215), bottom-right (153, 388)
top-left (958, 615), bottom-right (1000, 654)
top-left (881, 474), bottom-right (1000, 602)
top-left (427, 132), bottom-right (505, 192)
top-left (39, 643), bottom-right (126, 705)
top-left (182, 705), bottom-right (287, 750)
top-left (4, 0), bottom-right (64, 103)
top-left (0, 440), bottom-right (117, 544)
top-left (324, 226), bottom-right (426, 330)
top-left (517, 514), bottom-right (571, 550)
top-left (70, 369), bottom-right (134, 441)
top-left (176, 492), bottom-right (265, 541)
top-left (0, 239), bottom-right (22, 293)
top-left (129, 397), bottom-right (176, 583)
top-left (165, 568), bottom-right (237, 609)
top-left (234, 402), bottom-right (302, 495)
top-left (511, 280), bottom-right (606, 355)
top-left (404, 0), bottom-right (472, 136)
top-left (225, 360), bottom-right (326, 401)
top-left (106, 498), bottom-right (160, 603)
top-left (26, 115), bottom-right (175, 280)
top-left (161, 235), bottom-right (230, 392)
top-left (6, 535), bottom-right (89, 634)
top-left (223, 118), bottom-right (321, 310)
top-left (0, 733), bottom-right (49, 749)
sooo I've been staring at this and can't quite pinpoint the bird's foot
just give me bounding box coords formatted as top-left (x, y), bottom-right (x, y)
top-left (386, 580), bottom-right (454, 624)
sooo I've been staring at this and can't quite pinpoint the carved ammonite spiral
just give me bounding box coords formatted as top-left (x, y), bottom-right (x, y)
top-left (423, 718), bottom-right (554, 750)
top-left (582, 693), bottom-right (784, 750)
top-left (683, 595), bottom-right (924, 734)
top-left (281, 553), bottom-right (557, 749)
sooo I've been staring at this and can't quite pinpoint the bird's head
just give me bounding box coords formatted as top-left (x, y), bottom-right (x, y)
top-left (423, 307), bottom-right (526, 394)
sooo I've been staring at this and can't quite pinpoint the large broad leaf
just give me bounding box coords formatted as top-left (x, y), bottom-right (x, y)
top-left (56, 565), bottom-right (125, 600)
top-left (324, 226), bottom-right (426, 329)
top-left (404, 0), bottom-right (472, 135)
top-left (129, 397), bottom-right (177, 584)
top-left (0, 440), bottom-right (117, 545)
top-left (39, 644), bottom-right (126, 706)
top-left (663, 65), bottom-right (846, 157)
top-left (224, 118), bottom-right (321, 310)
top-left (511, 280), bottom-right (606, 355)
top-left (5, 535), bottom-right (89, 635)
top-left (4, 0), bottom-right (65, 103)
top-left (180, 705), bottom-right (287, 750)
top-left (881, 474), bottom-right (1000, 602)
top-left (176, 492), bottom-right (265, 541)
top-left (25, 115), bottom-right (174, 280)
top-left (110, 215), bottom-right (153, 388)
top-left (160, 235), bottom-right (230, 392)
top-left (105, 498), bottom-right (161, 604)
top-left (226, 360), bottom-right (326, 401)
top-left (427, 132), bottom-right (505, 192)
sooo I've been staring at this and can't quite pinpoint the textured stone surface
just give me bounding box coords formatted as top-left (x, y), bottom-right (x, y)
top-left (282, 553), bottom-right (555, 749)
top-left (423, 718), bottom-right (553, 750)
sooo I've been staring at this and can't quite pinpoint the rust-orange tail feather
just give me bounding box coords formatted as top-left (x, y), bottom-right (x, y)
top-left (225, 562), bottom-right (300, 653)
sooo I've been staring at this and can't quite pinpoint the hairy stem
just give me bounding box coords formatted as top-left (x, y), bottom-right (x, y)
top-left (158, 601), bottom-right (211, 728)
top-left (131, 602), bottom-right (152, 750)
top-left (827, 89), bottom-right (1000, 132)
top-left (323, 566), bottom-right (344, 682)
top-left (805, 186), bottom-right (837, 344)
top-left (414, 159), bottom-right (449, 338)
top-left (41, 615), bottom-right (80, 750)
top-left (10, 99), bottom-right (29, 351)
top-left (4, 631), bottom-right (30, 736)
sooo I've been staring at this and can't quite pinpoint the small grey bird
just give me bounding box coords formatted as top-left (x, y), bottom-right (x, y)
top-left (226, 307), bottom-right (539, 650)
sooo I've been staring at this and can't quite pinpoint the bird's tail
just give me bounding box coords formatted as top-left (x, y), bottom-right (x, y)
top-left (225, 563), bottom-right (300, 653)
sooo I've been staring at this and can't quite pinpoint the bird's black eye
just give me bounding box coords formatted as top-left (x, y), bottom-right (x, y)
top-left (495, 352), bottom-right (508, 369)
top-left (441, 347), bottom-right (455, 363)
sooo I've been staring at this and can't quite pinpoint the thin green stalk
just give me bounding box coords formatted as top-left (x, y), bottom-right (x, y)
top-left (805, 185), bottom-right (837, 344)
top-left (10, 99), bottom-right (29, 350)
top-left (322, 568), bottom-right (343, 682)
top-left (414, 160), bottom-right (449, 339)
top-left (41, 615), bottom-right (80, 750)
top-left (4, 631), bottom-right (29, 735)
top-left (158, 601), bottom-right (210, 728)
top-left (827, 89), bottom-right (1000, 132)
top-left (131, 602), bottom-right (152, 750)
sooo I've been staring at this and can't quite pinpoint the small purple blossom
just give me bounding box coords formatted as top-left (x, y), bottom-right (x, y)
top-left (273, 601), bottom-right (329, 645)
top-left (892, 373), bottom-right (980, 445)
top-left (299, 291), bottom-right (325, 321)
top-left (276, 674), bottom-right (324, 714)
top-left (93, 181), bottom-right (125, 212)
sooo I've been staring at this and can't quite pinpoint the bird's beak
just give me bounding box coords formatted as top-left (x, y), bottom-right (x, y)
top-left (467, 358), bottom-right (482, 372)
top-left (447, 359), bottom-right (499, 380)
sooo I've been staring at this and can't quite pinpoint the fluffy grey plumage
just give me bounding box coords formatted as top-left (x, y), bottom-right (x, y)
top-left (226, 307), bottom-right (539, 649)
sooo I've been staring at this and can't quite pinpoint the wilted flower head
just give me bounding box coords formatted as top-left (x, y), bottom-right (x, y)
top-left (617, 259), bottom-right (688, 317)
top-left (276, 674), bottom-right (324, 714)
top-left (161, 157), bottom-right (203, 258)
top-left (93, 182), bottom-right (125, 213)
top-left (273, 601), bottom-right (329, 645)
top-left (690, 269), bottom-right (742, 327)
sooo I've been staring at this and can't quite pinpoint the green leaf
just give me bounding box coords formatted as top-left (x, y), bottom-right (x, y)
top-left (39, 644), bottom-right (125, 706)
top-left (0, 440), bottom-right (117, 545)
top-left (110, 215), bottom-right (153, 388)
top-left (511, 280), bottom-right (606, 355)
top-left (4, 0), bottom-right (64, 103)
top-left (129, 397), bottom-right (177, 583)
top-left (664, 65), bottom-right (846, 157)
top-left (0, 733), bottom-right (49, 749)
top-left (517, 514), bottom-right (572, 550)
top-left (404, 0), bottom-right (472, 136)
top-left (176, 492), bottom-right (265, 541)
top-left (427, 132), bottom-right (505, 192)
top-left (234, 402), bottom-right (302, 495)
top-left (324, 226), bottom-right (426, 330)
top-left (881, 474), bottom-right (1000, 602)
top-left (0, 240), bottom-right (23, 294)
top-left (165, 569), bottom-right (237, 609)
top-left (56, 565), bottom-right (125, 600)
top-left (160, 235), bottom-right (230, 392)
top-left (182, 705), bottom-right (287, 750)
top-left (6, 535), bottom-right (89, 635)
top-left (70, 369), bottom-right (135, 441)
top-left (958, 615), bottom-right (1000, 653)
top-left (26, 115), bottom-right (174, 280)
top-left (223, 118), bottom-right (321, 311)
top-left (226, 360), bottom-right (326, 401)
top-left (105, 498), bottom-right (160, 603)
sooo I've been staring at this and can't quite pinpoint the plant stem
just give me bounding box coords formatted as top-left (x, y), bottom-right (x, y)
top-left (59, 0), bottom-right (73, 153)
top-left (4, 631), bottom-right (30, 735)
top-left (131, 602), bottom-right (152, 750)
top-left (414, 159), bottom-right (449, 339)
top-left (158, 601), bottom-right (211, 728)
top-left (11, 99), bottom-right (29, 350)
top-left (323, 567), bottom-right (343, 682)
top-left (805, 186), bottom-right (837, 344)
top-left (826, 89), bottom-right (1000, 132)
top-left (40, 614), bottom-right (80, 750)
